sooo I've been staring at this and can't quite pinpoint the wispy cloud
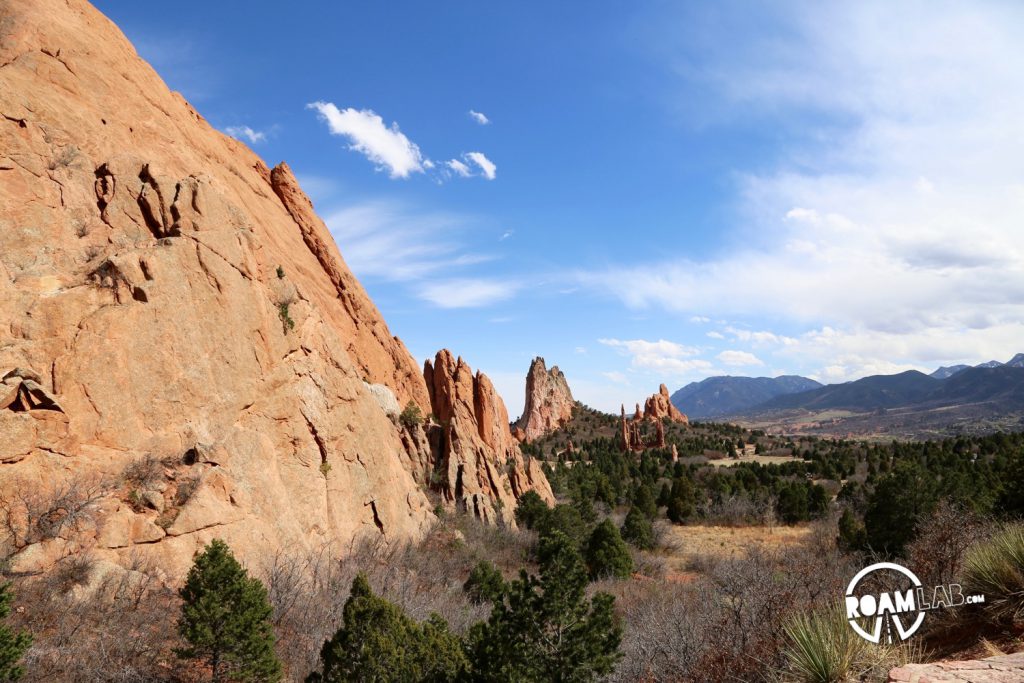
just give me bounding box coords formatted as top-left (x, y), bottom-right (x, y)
top-left (465, 151), bottom-right (497, 180)
top-left (468, 109), bottom-right (490, 125)
top-left (717, 350), bottom-right (764, 367)
top-left (446, 158), bottom-right (472, 177)
top-left (325, 201), bottom-right (491, 282)
top-left (224, 125), bottom-right (267, 144)
top-left (308, 102), bottom-right (426, 178)
top-left (418, 278), bottom-right (519, 308)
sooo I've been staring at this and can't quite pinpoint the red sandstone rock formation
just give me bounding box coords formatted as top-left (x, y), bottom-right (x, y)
top-left (514, 357), bottom-right (575, 442)
top-left (644, 384), bottom-right (689, 424)
top-left (425, 351), bottom-right (554, 524)
top-left (0, 0), bottom-right (549, 582)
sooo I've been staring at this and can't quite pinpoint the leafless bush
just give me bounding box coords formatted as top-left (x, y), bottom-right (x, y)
top-left (51, 554), bottom-right (95, 593)
top-left (0, 477), bottom-right (107, 557)
top-left (699, 494), bottom-right (762, 526)
top-left (121, 455), bottom-right (165, 490)
top-left (9, 558), bottom-right (184, 682)
top-left (907, 499), bottom-right (992, 587)
top-left (173, 475), bottom-right (200, 507)
top-left (609, 525), bottom-right (857, 683)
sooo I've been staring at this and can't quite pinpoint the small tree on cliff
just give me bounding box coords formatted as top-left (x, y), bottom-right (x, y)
top-left (0, 583), bottom-right (31, 681)
top-left (176, 539), bottom-right (282, 682)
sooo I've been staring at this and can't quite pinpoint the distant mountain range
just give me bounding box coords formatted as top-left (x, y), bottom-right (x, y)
top-left (670, 354), bottom-right (1024, 435)
top-left (671, 376), bottom-right (822, 419)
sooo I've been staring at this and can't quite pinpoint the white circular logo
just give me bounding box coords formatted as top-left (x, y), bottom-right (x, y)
top-left (845, 562), bottom-right (925, 643)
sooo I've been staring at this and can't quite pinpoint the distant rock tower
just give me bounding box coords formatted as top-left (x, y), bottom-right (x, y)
top-left (513, 357), bottom-right (575, 442)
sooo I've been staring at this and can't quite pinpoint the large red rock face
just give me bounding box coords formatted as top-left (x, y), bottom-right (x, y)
top-left (0, 0), bottom-right (547, 582)
top-left (513, 357), bottom-right (575, 443)
top-left (425, 351), bottom-right (554, 525)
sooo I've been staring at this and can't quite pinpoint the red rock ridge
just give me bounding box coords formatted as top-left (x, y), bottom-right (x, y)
top-left (513, 357), bottom-right (575, 443)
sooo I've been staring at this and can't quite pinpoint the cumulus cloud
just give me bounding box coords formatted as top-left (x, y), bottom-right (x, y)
top-left (418, 278), bottom-right (519, 308)
top-left (465, 152), bottom-right (497, 180)
top-left (717, 350), bottom-right (764, 367)
top-left (468, 109), bottom-right (490, 125)
top-left (224, 125), bottom-right (267, 144)
top-left (308, 102), bottom-right (425, 178)
top-left (599, 338), bottom-right (710, 375)
top-left (582, 2), bottom-right (1024, 380)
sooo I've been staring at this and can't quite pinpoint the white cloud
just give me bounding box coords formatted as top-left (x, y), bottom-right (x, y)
top-left (308, 102), bottom-right (425, 178)
top-left (599, 338), bottom-right (710, 376)
top-left (602, 371), bottom-right (629, 384)
top-left (689, 315), bottom-right (711, 323)
top-left (500, 230), bottom-right (515, 241)
top-left (706, 331), bottom-right (725, 340)
top-left (447, 159), bottom-right (472, 177)
top-left (224, 125), bottom-right (266, 144)
top-left (465, 151), bottom-right (497, 180)
top-left (418, 278), bottom-right (519, 308)
top-left (575, 346), bottom-right (588, 354)
top-left (583, 3), bottom-right (1024, 381)
top-left (325, 201), bottom-right (492, 282)
top-left (717, 350), bottom-right (764, 367)
top-left (468, 109), bottom-right (490, 125)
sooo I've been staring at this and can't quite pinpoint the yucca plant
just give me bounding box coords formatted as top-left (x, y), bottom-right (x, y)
top-left (783, 608), bottom-right (867, 683)
top-left (963, 523), bottom-right (1024, 624)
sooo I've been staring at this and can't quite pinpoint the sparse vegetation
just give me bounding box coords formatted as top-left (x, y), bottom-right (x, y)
top-left (783, 608), bottom-right (867, 683)
top-left (275, 265), bottom-right (285, 279)
top-left (277, 302), bottom-right (294, 332)
top-left (963, 523), bottom-right (1024, 625)
top-left (0, 583), bottom-right (31, 681)
top-left (399, 401), bottom-right (423, 429)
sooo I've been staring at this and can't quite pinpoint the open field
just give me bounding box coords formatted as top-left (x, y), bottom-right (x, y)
top-left (658, 523), bottom-right (813, 577)
top-left (707, 454), bottom-right (804, 467)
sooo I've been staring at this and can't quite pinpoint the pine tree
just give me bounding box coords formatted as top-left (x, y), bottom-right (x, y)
top-left (631, 484), bottom-right (658, 520)
top-left (468, 531), bottom-right (622, 682)
top-left (464, 560), bottom-right (506, 605)
top-left (309, 573), bottom-right (468, 682)
top-left (0, 583), bottom-right (31, 681)
top-left (584, 519), bottom-right (634, 580)
top-left (176, 539), bottom-right (282, 682)
top-left (620, 507), bottom-right (655, 550)
top-left (514, 490), bottom-right (550, 530)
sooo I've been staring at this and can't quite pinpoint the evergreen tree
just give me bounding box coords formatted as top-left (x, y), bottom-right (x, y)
top-left (631, 484), bottom-right (658, 520)
top-left (468, 531), bottom-right (622, 682)
top-left (837, 508), bottom-right (868, 552)
top-left (514, 490), bottom-right (550, 530)
top-left (464, 561), bottom-right (506, 605)
top-left (584, 520), bottom-right (634, 580)
top-left (537, 503), bottom-right (587, 546)
top-left (176, 539), bottom-right (282, 683)
top-left (620, 507), bottom-right (655, 551)
top-left (0, 583), bottom-right (31, 681)
top-left (666, 476), bottom-right (695, 524)
top-left (309, 574), bottom-right (468, 683)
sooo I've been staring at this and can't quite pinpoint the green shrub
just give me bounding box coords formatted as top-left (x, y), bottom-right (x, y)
top-left (632, 484), bottom-right (658, 520)
top-left (514, 490), bottom-right (549, 531)
top-left (278, 302), bottom-right (295, 332)
top-left (0, 582), bottom-right (32, 681)
top-left (275, 265), bottom-right (285, 279)
top-left (783, 608), bottom-right (866, 683)
top-left (308, 573), bottom-right (468, 682)
top-left (463, 561), bottom-right (506, 605)
top-left (963, 523), bottom-right (1024, 624)
top-left (584, 519), bottom-right (633, 580)
top-left (621, 507), bottom-right (655, 550)
top-left (399, 401), bottom-right (422, 430)
top-left (537, 504), bottom-right (586, 547)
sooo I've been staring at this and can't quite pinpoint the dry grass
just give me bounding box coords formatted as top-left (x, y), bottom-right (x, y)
top-left (659, 523), bottom-right (813, 575)
top-left (708, 454), bottom-right (805, 467)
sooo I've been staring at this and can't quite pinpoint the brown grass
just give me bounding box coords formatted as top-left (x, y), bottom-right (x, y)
top-left (659, 523), bottom-right (813, 574)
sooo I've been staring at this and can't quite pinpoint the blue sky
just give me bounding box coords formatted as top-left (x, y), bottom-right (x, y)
top-left (94, 1), bottom-right (1024, 416)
